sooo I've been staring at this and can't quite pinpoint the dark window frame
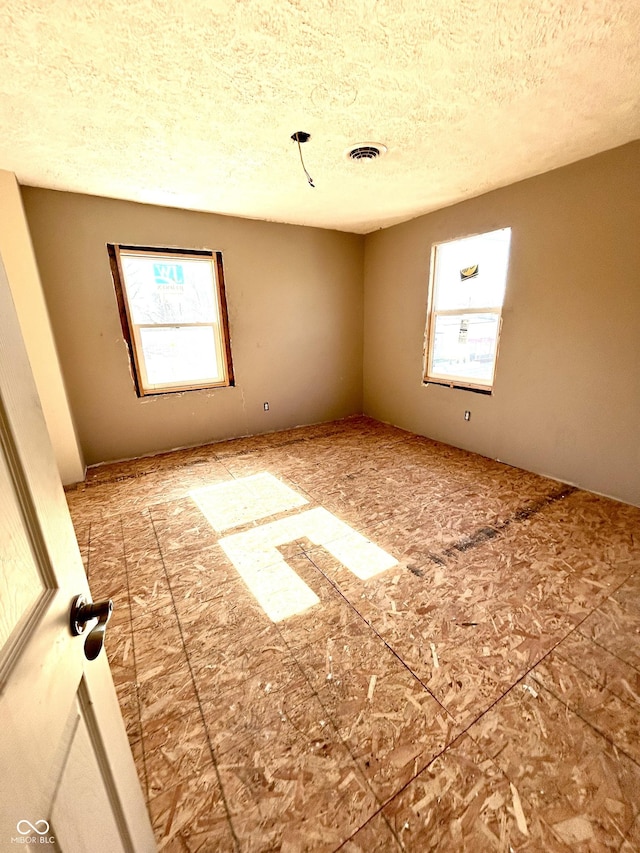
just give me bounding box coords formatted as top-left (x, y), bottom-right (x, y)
top-left (108, 244), bottom-right (234, 397)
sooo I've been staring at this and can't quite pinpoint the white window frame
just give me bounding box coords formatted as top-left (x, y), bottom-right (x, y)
top-left (424, 229), bottom-right (511, 393)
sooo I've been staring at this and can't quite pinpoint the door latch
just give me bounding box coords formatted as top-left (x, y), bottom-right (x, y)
top-left (70, 595), bottom-right (113, 661)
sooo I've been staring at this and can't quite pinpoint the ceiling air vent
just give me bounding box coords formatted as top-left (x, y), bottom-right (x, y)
top-left (346, 143), bottom-right (387, 161)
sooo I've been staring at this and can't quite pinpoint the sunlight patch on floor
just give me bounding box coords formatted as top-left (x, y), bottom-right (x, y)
top-left (218, 506), bottom-right (397, 622)
top-left (190, 472), bottom-right (308, 532)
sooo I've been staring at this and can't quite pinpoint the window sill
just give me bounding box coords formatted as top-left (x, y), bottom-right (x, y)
top-left (423, 380), bottom-right (492, 396)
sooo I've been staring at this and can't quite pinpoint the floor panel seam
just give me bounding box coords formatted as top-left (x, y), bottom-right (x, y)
top-left (119, 514), bottom-right (151, 806)
top-left (147, 506), bottom-right (242, 853)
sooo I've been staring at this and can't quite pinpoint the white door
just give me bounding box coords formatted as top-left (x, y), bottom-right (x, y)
top-left (0, 254), bottom-right (155, 852)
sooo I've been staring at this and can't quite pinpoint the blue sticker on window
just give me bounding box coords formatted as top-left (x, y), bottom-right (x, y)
top-left (153, 263), bottom-right (184, 286)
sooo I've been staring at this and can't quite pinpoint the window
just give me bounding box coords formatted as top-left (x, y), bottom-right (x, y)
top-left (424, 227), bottom-right (511, 393)
top-left (108, 245), bottom-right (234, 396)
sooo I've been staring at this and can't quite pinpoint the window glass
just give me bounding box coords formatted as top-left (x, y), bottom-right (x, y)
top-left (431, 313), bottom-right (500, 385)
top-left (121, 254), bottom-right (218, 325)
top-left (140, 326), bottom-right (220, 386)
top-left (433, 229), bottom-right (511, 311)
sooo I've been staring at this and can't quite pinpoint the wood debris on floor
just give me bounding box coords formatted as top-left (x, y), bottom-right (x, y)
top-left (66, 415), bottom-right (640, 851)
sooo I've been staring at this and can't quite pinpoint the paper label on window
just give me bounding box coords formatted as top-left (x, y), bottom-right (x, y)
top-left (153, 262), bottom-right (185, 291)
top-left (458, 320), bottom-right (468, 344)
top-left (460, 264), bottom-right (479, 280)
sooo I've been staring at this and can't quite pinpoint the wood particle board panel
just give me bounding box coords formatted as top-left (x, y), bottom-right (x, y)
top-left (216, 694), bottom-right (379, 853)
top-left (577, 597), bottom-right (640, 672)
top-left (467, 673), bottom-right (640, 850)
top-left (553, 631), bottom-right (640, 710)
top-left (531, 653), bottom-right (640, 767)
top-left (69, 416), bottom-right (640, 851)
top-left (378, 733), bottom-right (573, 852)
top-left (147, 773), bottom-right (234, 852)
top-left (620, 814), bottom-right (640, 853)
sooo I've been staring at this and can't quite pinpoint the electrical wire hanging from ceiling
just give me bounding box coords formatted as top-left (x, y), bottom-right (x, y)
top-left (291, 131), bottom-right (315, 188)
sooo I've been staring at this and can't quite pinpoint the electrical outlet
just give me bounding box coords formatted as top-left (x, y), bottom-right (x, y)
top-left (263, 402), bottom-right (269, 411)
top-left (464, 410), bottom-right (471, 421)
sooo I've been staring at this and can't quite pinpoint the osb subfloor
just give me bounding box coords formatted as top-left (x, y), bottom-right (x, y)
top-left (65, 416), bottom-right (640, 852)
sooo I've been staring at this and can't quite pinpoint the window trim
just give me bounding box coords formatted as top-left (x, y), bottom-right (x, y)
top-left (108, 244), bottom-right (234, 397)
top-left (423, 231), bottom-right (509, 394)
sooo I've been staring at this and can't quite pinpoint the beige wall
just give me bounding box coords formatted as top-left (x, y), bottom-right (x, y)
top-left (22, 189), bottom-right (364, 467)
top-left (0, 172), bottom-right (85, 484)
top-left (363, 142), bottom-right (640, 506)
top-left (18, 142), bottom-right (640, 504)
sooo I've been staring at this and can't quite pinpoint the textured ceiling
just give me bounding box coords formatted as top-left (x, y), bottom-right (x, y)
top-left (1, 0), bottom-right (639, 233)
